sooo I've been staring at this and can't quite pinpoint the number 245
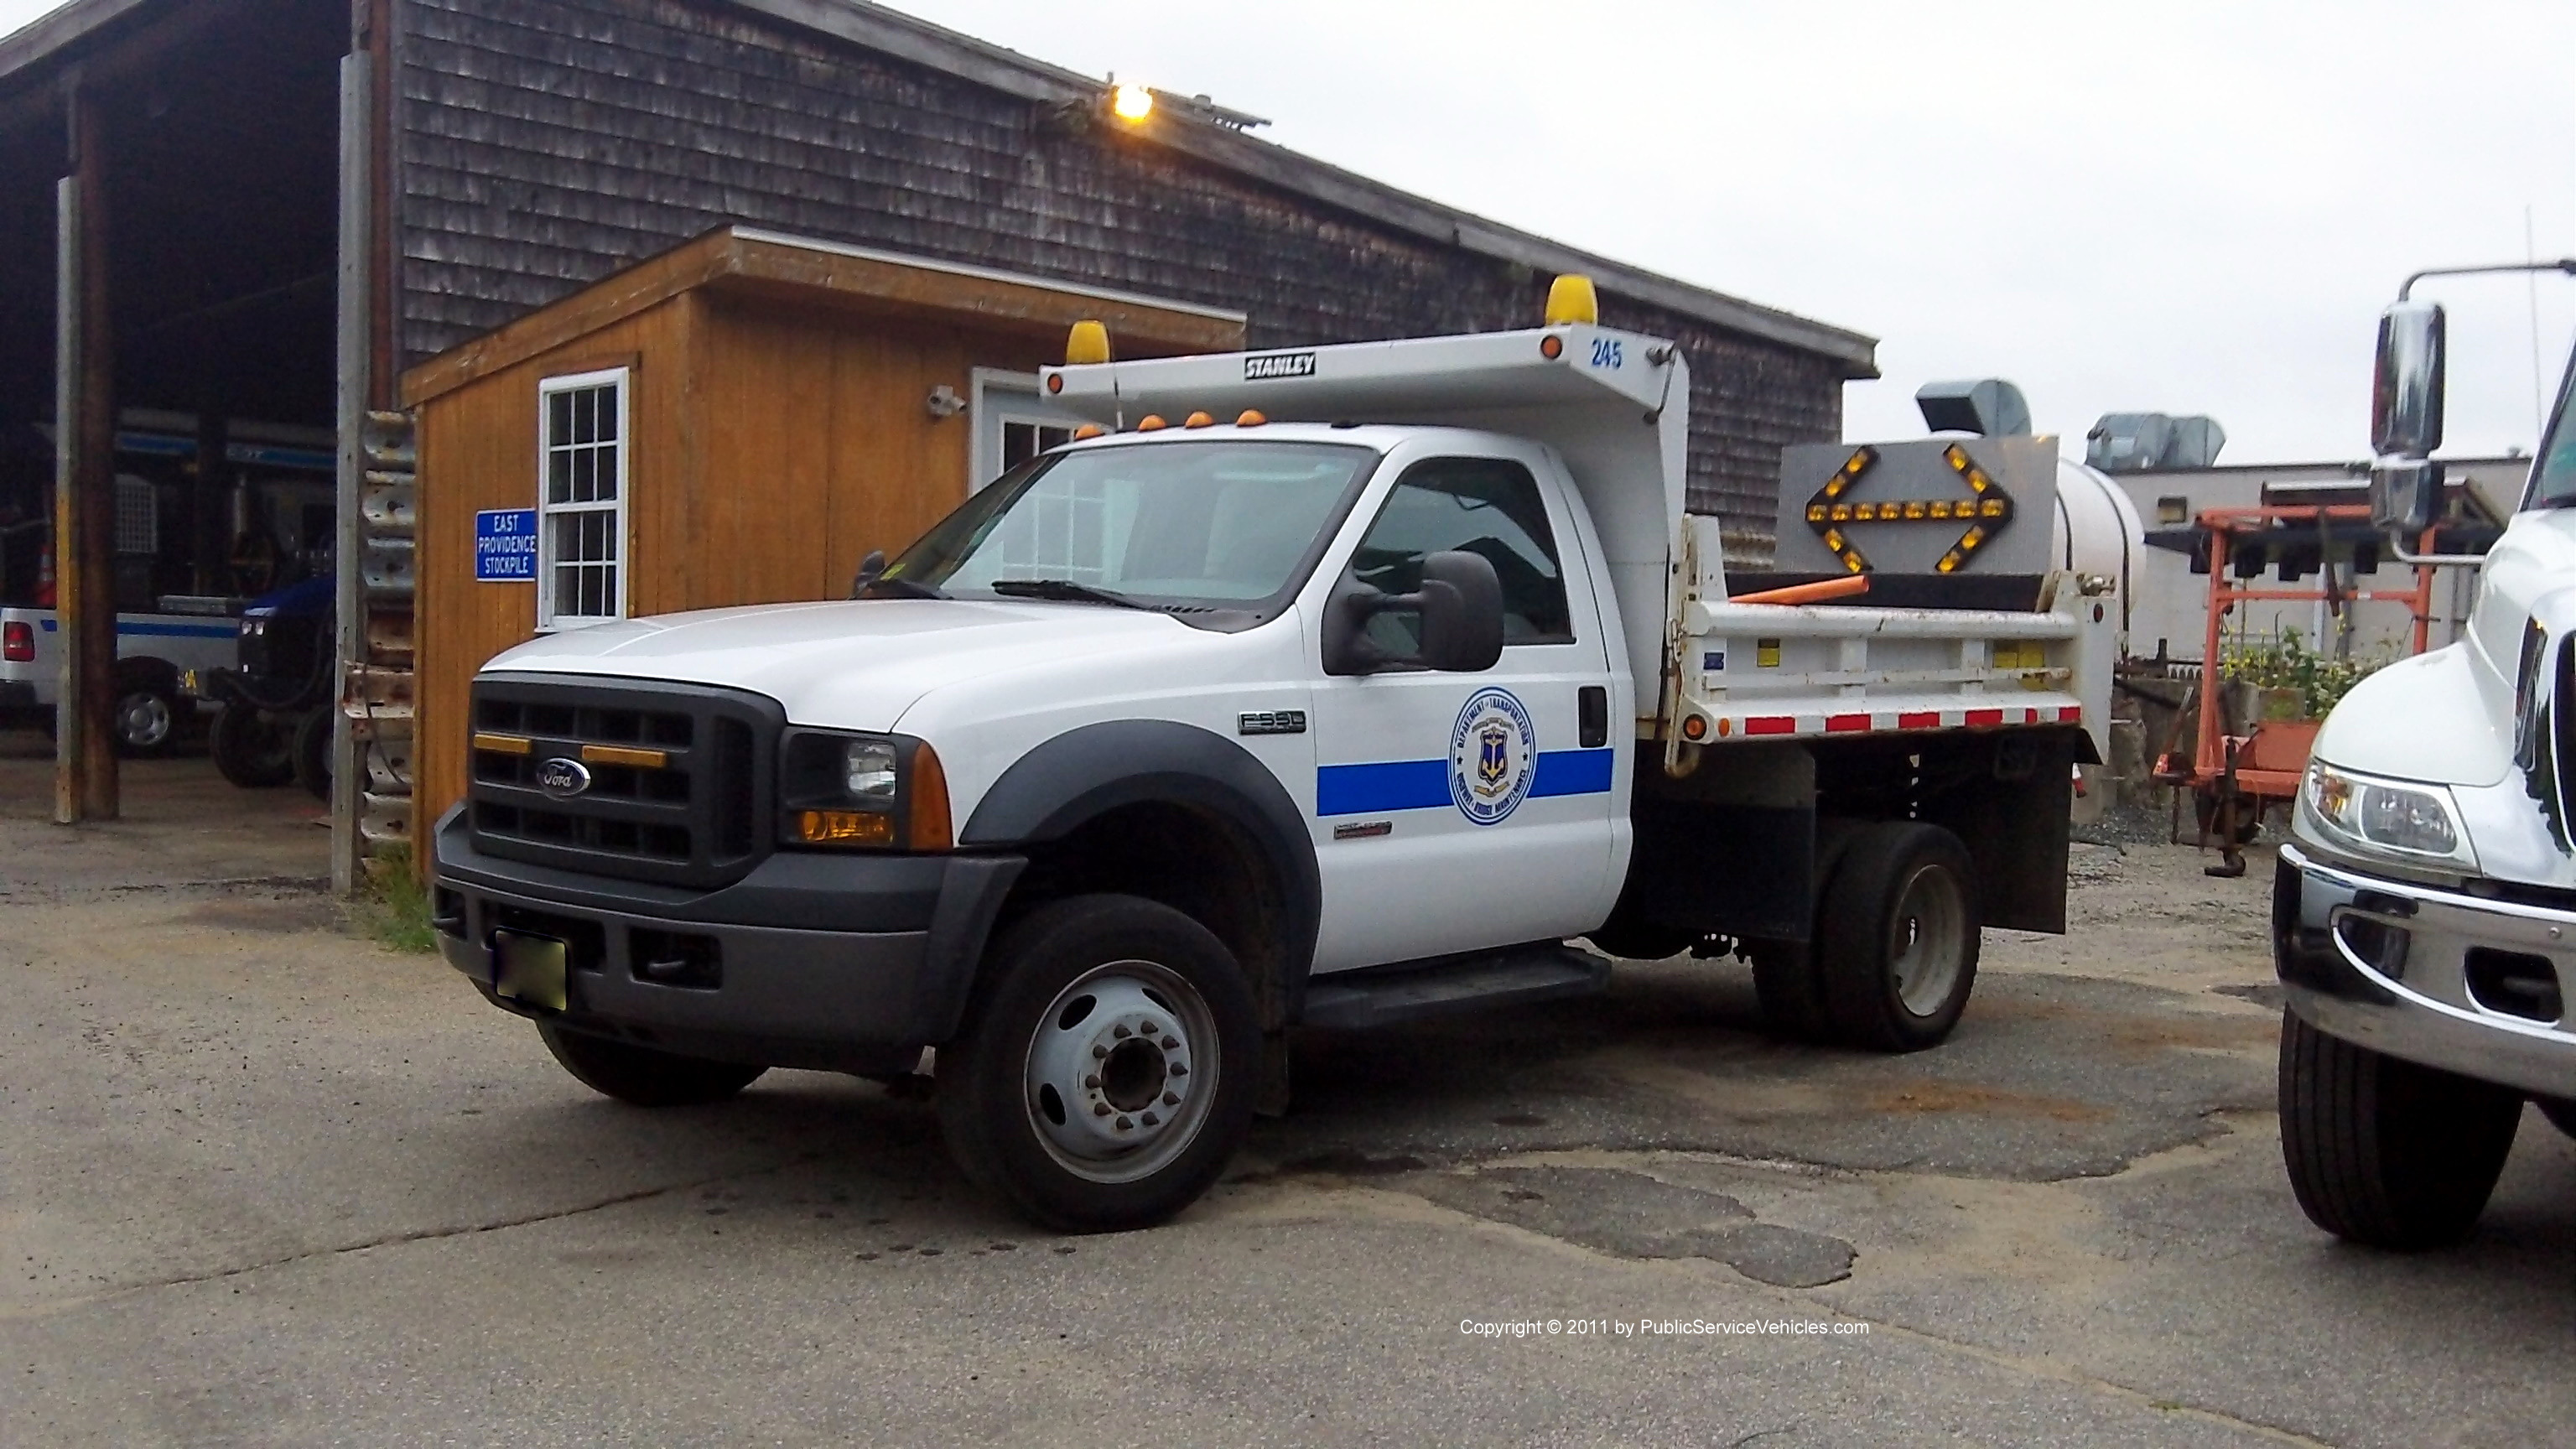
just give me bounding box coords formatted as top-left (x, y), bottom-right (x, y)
top-left (1589, 338), bottom-right (1623, 369)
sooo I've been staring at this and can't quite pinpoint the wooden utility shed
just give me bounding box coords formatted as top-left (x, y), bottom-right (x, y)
top-left (402, 225), bottom-right (1244, 850)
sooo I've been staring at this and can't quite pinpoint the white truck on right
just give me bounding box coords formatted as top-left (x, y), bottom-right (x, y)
top-left (2276, 259), bottom-right (2576, 1249)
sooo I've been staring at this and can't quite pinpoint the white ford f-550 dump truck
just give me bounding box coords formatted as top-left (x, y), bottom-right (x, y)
top-left (434, 283), bottom-right (2112, 1229)
top-left (2276, 261), bottom-right (2576, 1249)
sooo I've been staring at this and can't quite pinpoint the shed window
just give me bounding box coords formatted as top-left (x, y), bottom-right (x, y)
top-left (538, 368), bottom-right (628, 630)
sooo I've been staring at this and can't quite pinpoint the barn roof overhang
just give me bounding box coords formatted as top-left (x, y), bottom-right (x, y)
top-left (1, 0), bottom-right (1878, 379)
top-left (401, 225), bottom-right (1249, 406)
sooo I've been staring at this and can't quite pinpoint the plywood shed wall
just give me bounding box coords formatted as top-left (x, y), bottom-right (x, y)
top-left (403, 226), bottom-right (1244, 851)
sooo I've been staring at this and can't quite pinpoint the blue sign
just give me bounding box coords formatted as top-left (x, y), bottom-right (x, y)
top-left (475, 508), bottom-right (539, 581)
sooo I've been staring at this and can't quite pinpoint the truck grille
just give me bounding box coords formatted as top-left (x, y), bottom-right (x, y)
top-left (467, 674), bottom-right (781, 888)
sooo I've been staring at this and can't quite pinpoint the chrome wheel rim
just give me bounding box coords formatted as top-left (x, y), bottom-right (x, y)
top-left (1023, 959), bottom-right (1218, 1185)
top-left (117, 691), bottom-right (173, 750)
top-left (1890, 864), bottom-right (1968, 1017)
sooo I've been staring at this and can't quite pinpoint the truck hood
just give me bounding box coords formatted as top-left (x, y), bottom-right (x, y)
top-left (485, 599), bottom-right (1192, 731)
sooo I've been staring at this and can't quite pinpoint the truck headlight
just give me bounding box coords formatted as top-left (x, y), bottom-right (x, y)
top-left (2301, 761), bottom-right (2478, 871)
top-left (779, 730), bottom-right (951, 851)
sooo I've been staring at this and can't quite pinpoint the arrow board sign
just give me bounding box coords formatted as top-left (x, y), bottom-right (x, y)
top-left (1773, 437), bottom-right (2058, 578)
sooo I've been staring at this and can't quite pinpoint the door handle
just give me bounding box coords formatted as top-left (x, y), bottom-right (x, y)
top-left (1579, 685), bottom-right (1608, 748)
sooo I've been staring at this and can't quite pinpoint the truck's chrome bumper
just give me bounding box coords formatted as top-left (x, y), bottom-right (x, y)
top-left (2276, 843), bottom-right (2576, 1099)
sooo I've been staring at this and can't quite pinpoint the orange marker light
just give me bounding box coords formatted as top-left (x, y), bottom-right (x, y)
top-left (798, 810), bottom-right (895, 847)
top-left (907, 743), bottom-right (953, 852)
top-left (1046, 374), bottom-right (1064, 394)
top-left (1138, 414), bottom-right (1168, 432)
top-left (1072, 424), bottom-right (1104, 440)
top-left (1540, 335), bottom-right (1564, 360)
top-left (1236, 410), bottom-right (1267, 427)
top-left (1681, 714), bottom-right (1709, 741)
top-left (1184, 411), bottom-right (1215, 428)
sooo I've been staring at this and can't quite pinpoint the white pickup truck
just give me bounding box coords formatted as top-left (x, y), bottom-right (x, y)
top-left (0, 604), bottom-right (238, 754)
top-left (434, 286), bottom-right (2112, 1229)
top-left (2275, 265), bottom-right (2576, 1249)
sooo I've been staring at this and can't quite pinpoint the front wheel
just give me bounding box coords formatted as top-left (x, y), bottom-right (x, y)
top-left (1816, 823), bottom-right (1981, 1052)
top-left (937, 895), bottom-right (1259, 1233)
top-left (538, 1022), bottom-right (767, 1106)
top-left (292, 708), bottom-right (333, 802)
top-left (210, 706), bottom-right (296, 787)
top-left (2277, 1010), bottom-right (2521, 1249)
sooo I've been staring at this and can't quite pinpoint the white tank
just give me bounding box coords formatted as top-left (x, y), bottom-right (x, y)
top-left (2051, 454), bottom-right (2146, 652)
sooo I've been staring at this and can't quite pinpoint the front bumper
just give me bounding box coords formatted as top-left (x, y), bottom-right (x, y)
top-left (2275, 843), bottom-right (2576, 1099)
top-left (433, 805), bottom-right (1022, 1072)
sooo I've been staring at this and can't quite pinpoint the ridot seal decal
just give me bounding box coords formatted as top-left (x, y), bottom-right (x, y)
top-left (1450, 687), bottom-right (1536, 826)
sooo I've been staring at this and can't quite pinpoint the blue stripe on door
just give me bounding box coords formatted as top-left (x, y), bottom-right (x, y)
top-left (1530, 747), bottom-right (1616, 797)
top-left (1316, 758), bottom-right (1450, 816)
top-left (1316, 749), bottom-right (1616, 816)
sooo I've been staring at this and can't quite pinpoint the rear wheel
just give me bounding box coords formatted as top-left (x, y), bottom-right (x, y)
top-left (1816, 823), bottom-right (1981, 1052)
top-left (937, 894), bottom-right (1259, 1233)
top-left (112, 672), bottom-right (182, 757)
top-left (2277, 1010), bottom-right (2521, 1249)
top-left (210, 706), bottom-right (296, 787)
top-left (537, 1022), bottom-right (767, 1106)
top-left (1749, 938), bottom-right (1832, 1043)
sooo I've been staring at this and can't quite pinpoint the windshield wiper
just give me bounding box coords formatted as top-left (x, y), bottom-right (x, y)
top-left (989, 578), bottom-right (1152, 610)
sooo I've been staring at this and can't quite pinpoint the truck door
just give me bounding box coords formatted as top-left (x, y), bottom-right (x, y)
top-left (1306, 450), bottom-right (1620, 972)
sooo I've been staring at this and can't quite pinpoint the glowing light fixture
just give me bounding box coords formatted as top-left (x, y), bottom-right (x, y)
top-left (1109, 81), bottom-right (1156, 122)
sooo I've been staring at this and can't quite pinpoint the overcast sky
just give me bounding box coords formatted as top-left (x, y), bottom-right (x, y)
top-left (4, 0), bottom-right (2571, 464)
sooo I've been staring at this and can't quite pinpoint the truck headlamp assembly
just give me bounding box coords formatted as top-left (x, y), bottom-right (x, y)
top-left (779, 730), bottom-right (951, 851)
top-left (2300, 761), bottom-right (2477, 871)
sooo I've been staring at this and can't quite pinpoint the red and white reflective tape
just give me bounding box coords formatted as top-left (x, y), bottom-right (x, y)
top-left (1715, 703), bottom-right (2080, 741)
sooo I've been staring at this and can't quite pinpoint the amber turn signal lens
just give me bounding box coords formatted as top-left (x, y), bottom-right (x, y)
top-left (907, 743), bottom-right (953, 852)
top-left (1540, 335), bottom-right (1564, 360)
top-left (798, 810), bottom-right (895, 846)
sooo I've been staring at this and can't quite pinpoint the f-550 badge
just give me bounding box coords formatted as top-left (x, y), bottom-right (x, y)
top-left (1449, 687), bottom-right (1535, 826)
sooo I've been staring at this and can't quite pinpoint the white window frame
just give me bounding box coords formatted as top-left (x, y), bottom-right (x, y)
top-left (536, 366), bottom-right (631, 631)
top-left (969, 367), bottom-right (1086, 493)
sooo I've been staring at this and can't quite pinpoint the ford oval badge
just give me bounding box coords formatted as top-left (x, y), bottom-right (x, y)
top-left (536, 757), bottom-right (592, 798)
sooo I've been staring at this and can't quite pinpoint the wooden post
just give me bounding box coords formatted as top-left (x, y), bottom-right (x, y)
top-left (55, 78), bottom-right (117, 824)
top-left (332, 49), bottom-right (372, 893)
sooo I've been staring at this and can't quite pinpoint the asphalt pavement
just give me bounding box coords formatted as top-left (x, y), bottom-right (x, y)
top-left (2, 745), bottom-right (2569, 1446)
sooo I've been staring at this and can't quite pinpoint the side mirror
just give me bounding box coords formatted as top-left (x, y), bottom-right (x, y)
top-left (1323, 549), bottom-right (1506, 676)
top-left (2371, 300), bottom-right (2446, 458)
top-left (849, 549), bottom-right (886, 599)
top-left (2371, 458), bottom-right (2446, 536)
top-left (1415, 550), bottom-right (1506, 673)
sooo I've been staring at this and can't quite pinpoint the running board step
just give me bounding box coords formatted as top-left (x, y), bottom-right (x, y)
top-left (1299, 947), bottom-right (1610, 1031)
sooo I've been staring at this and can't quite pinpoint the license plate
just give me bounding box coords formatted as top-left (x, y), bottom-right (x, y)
top-left (491, 931), bottom-right (570, 1012)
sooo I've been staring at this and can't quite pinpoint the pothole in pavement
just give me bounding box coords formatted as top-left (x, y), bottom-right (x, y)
top-left (1401, 1165), bottom-right (1857, 1288)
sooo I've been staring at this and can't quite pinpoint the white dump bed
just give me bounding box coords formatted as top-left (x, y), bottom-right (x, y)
top-left (1046, 327), bottom-right (2112, 761)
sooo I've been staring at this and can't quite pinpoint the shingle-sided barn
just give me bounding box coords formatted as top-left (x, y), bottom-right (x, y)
top-left (0, 0), bottom-right (1875, 875)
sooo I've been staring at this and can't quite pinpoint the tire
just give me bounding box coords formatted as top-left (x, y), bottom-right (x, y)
top-left (537, 1021), bottom-right (767, 1107)
top-left (937, 894), bottom-right (1259, 1233)
top-left (2277, 1010), bottom-right (2522, 1249)
top-left (1816, 823), bottom-right (1981, 1052)
top-left (2541, 1098), bottom-right (2576, 1142)
top-left (112, 673), bottom-right (182, 757)
top-left (292, 708), bottom-right (333, 802)
top-left (210, 706), bottom-right (296, 788)
top-left (1750, 938), bottom-right (1832, 1043)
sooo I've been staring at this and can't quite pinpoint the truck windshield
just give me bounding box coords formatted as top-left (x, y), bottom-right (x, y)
top-left (882, 440), bottom-right (1379, 621)
top-left (2533, 348), bottom-right (2576, 509)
